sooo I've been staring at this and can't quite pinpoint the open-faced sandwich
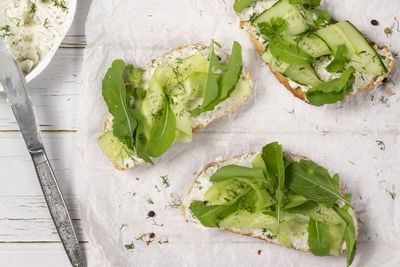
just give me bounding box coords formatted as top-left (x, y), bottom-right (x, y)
top-left (98, 41), bottom-right (253, 170)
top-left (234, 0), bottom-right (394, 105)
top-left (182, 142), bottom-right (357, 266)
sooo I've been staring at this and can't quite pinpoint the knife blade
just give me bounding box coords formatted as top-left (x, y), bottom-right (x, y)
top-left (0, 40), bottom-right (85, 267)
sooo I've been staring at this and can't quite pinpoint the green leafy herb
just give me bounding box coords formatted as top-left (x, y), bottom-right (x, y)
top-left (131, 110), bottom-right (153, 164)
top-left (161, 175), bottom-right (170, 188)
top-left (210, 165), bottom-right (267, 184)
top-left (191, 41), bottom-right (243, 116)
top-left (282, 195), bottom-right (318, 214)
top-left (233, 0), bottom-right (258, 13)
top-left (269, 38), bottom-right (314, 65)
top-left (102, 60), bottom-right (138, 151)
top-left (261, 142), bottom-right (285, 233)
top-left (52, 0), bottom-right (68, 11)
top-left (306, 67), bottom-right (356, 106)
top-left (312, 9), bottom-right (332, 27)
top-left (124, 242), bottom-right (135, 250)
top-left (286, 159), bottom-right (351, 207)
top-left (334, 205), bottom-right (357, 267)
top-left (147, 97), bottom-right (176, 158)
top-left (289, 0), bottom-right (321, 8)
top-left (326, 45), bottom-right (349, 73)
top-left (258, 18), bottom-right (288, 39)
top-left (308, 218), bottom-right (331, 256)
top-left (189, 191), bottom-right (248, 227)
top-left (43, 18), bottom-right (51, 29)
top-left (165, 193), bottom-right (182, 210)
top-left (0, 25), bottom-right (11, 37)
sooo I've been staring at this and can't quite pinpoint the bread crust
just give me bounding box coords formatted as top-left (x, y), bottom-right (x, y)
top-left (181, 152), bottom-right (358, 255)
top-left (102, 44), bottom-right (253, 170)
top-left (240, 20), bottom-right (395, 103)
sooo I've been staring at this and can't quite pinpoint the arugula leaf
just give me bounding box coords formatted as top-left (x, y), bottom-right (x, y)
top-left (306, 67), bottom-right (356, 106)
top-left (233, 0), bottom-right (257, 13)
top-left (312, 9), bottom-right (332, 27)
top-left (289, 0), bottom-right (321, 8)
top-left (269, 38), bottom-right (314, 65)
top-left (102, 60), bottom-right (138, 150)
top-left (131, 110), bottom-right (153, 164)
top-left (189, 190), bottom-right (249, 227)
top-left (334, 205), bottom-right (357, 267)
top-left (191, 41), bottom-right (243, 116)
top-left (258, 17), bottom-right (288, 39)
top-left (146, 98), bottom-right (176, 157)
top-left (286, 159), bottom-right (350, 207)
top-left (282, 195), bottom-right (318, 214)
top-left (326, 45), bottom-right (349, 73)
top-left (219, 41), bottom-right (243, 100)
top-left (125, 64), bottom-right (143, 87)
top-left (308, 218), bottom-right (331, 256)
top-left (261, 142), bottom-right (285, 233)
top-left (210, 165), bottom-right (267, 184)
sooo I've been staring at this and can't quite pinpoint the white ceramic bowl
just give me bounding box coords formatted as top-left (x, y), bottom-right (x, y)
top-left (25, 0), bottom-right (77, 82)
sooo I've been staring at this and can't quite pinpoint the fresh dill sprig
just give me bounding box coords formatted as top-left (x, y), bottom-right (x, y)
top-left (161, 175), bottom-right (170, 188)
top-left (165, 193), bottom-right (181, 210)
top-left (52, 0), bottom-right (68, 11)
top-left (0, 25), bottom-right (12, 37)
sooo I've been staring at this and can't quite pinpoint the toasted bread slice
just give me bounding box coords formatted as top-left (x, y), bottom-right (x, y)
top-left (181, 152), bottom-right (358, 254)
top-left (238, 4), bottom-right (394, 103)
top-left (103, 44), bottom-right (253, 170)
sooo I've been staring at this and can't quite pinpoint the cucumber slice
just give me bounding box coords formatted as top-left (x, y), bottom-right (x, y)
top-left (253, 0), bottom-right (310, 37)
top-left (219, 210), bottom-right (278, 232)
top-left (261, 47), bottom-right (291, 73)
top-left (285, 33), bottom-right (331, 58)
top-left (283, 64), bottom-right (321, 87)
top-left (316, 21), bottom-right (387, 75)
top-left (98, 131), bottom-right (135, 163)
top-left (204, 179), bottom-right (249, 205)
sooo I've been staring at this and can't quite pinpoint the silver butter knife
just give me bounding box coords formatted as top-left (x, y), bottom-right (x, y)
top-left (0, 40), bottom-right (85, 267)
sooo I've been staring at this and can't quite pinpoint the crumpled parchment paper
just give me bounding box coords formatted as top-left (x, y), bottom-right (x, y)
top-left (76, 0), bottom-right (400, 266)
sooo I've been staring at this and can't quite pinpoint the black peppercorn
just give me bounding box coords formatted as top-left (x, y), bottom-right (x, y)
top-left (371, 20), bottom-right (379, 26)
top-left (148, 211), bottom-right (156, 217)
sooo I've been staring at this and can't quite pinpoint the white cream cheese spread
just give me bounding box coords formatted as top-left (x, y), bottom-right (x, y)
top-left (0, 0), bottom-right (71, 74)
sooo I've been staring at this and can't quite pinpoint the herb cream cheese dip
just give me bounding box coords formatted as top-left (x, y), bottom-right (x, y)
top-left (0, 0), bottom-right (71, 75)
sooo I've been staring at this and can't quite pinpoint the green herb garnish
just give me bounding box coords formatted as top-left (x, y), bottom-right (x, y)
top-left (326, 45), bottom-right (349, 73)
top-left (306, 67), bottom-right (356, 106)
top-left (233, 0), bottom-right (258, 13)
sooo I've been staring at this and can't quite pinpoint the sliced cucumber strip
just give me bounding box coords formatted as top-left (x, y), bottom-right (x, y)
top-left (283, 64), bottom-right (321, 87)
top-left (285, 33), bottom-right (331, 58)
top-left (253, 0), bottom-right (310, 37)
top-left (261, 47), bottom-right (291, 73)
top-left (98, 131), bottom-right (136, 163)
top-left (316, 21), bottom-right (387, 75)
top-left (219, 210), bottom-right (278, 232)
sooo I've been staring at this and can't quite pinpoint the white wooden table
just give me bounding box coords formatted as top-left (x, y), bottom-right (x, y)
top-left (0, 1), bottom-right (91, 266)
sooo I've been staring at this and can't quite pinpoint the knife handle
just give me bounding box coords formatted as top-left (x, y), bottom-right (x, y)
top-left (30, 149), bottom-right (85, 267)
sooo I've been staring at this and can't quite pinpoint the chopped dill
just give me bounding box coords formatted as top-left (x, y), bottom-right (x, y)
top-left (124, 242), bottom-right (135, 250)
top-left (165, 193), bottom-right (182, 210)
top-left (161, 175), bottom-right (170, 188)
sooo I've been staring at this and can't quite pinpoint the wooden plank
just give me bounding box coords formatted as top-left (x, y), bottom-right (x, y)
top-left (0, 48), bottom-right (83, 131)
top-left (0, 195), bottom-right (86, 242)
top-left (0, 132), bottom-right (76, 195)
top-left (0, 243), bottom-right (90, 267)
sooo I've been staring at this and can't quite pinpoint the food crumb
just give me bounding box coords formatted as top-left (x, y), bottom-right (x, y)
top-left (386, 87), bottom-right (393, 96)
top-left (257, 250), bottom-right (262, 255)
top-left (146, 241), bottom-right (150, 246)
top-left (371, 20), bottom-right (379, 26)
top-left (136, 177), bottom-right (140, 181)
top-left (149, 233), bottom-right (155, 239)
top-left (384, 27), bottom-right (391, 35)
top-left (148, 211), bottom-right (156, 217)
